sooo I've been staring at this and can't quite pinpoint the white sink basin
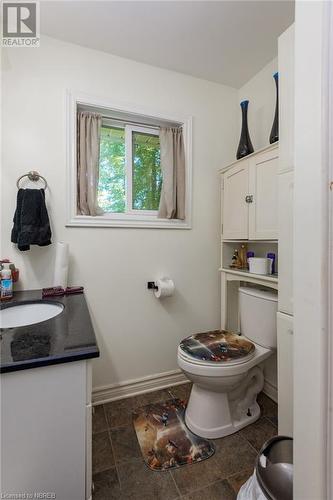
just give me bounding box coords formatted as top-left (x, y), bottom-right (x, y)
top-left (0, 302), bottom-right (64, 329)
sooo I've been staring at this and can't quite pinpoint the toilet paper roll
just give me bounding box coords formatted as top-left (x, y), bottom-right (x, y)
top-left (154, 278), bottom-right (175, 299)
top-left (53, 241), bottom-right (69, 288)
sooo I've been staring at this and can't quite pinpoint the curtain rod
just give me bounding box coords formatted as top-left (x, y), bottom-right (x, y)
top-left (101, 115), bottom-right (182, 130)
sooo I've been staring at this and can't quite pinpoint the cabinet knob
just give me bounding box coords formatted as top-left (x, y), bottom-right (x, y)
top-left (245, 195), bottom-right (253, 203)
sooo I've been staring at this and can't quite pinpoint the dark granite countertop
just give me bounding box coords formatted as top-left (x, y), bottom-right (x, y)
top-left (0, 290), bottom-right (99, 373)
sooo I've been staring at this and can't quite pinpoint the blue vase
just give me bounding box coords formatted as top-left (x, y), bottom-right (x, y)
top-left (236, 100), bottom-right (254, 159)
top-left (270, 72), bottom-right (279, 144)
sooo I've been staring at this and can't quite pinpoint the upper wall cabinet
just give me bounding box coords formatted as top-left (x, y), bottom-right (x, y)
top-left (222, 159), bottom-right (249, 239)
top-left (278, 24), bottom-right (295, 174)
top-left (248, 147), bottom-right (279, 239)
top-left (221, 144), bottom-right (278, 240)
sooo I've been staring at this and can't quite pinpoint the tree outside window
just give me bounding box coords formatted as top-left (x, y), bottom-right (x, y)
top-left (98, 125), bottom-right (161, 214)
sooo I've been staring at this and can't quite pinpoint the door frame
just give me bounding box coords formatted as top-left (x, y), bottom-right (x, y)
top-left (326, 1), bottom-right (333, 498)
top-left (293, 1), bottom-right (329, 498)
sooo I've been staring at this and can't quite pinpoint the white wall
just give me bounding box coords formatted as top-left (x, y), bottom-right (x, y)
top-left (1, 36), bottom-right (238, 390)
top-left (238, 57), bottom-right (278, 151)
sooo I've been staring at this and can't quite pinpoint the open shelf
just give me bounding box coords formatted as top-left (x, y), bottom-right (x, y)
top-left (221, 239), bottom-right (278, 244)
top-left (221, 241), bottom-right (278, 275)
top-left (219, 266), bottom-right (278, 331)
top-left (220, 267), bottom-right (278, 283)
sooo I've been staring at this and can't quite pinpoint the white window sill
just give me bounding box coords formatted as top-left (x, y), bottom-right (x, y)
top-left (66, 214), bottom-right (191, 229)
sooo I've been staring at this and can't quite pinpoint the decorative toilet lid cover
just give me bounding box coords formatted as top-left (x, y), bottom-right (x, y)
top-left (179, 330), bottom-right (255, 363)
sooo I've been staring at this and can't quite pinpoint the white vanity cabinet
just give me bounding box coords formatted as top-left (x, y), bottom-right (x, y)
top-left (221, 144), bottom-right (279, 241)
top-left (0, 360), bottom-right (93, 500)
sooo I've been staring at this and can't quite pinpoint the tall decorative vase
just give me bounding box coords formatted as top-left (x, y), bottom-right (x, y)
top-left (236, 100), bottom-right (254, 159)
top-left (270, 72), bottom-right (279, 143)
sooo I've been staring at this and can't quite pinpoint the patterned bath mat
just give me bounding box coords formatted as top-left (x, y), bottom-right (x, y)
top-left (133, 398), bottom-right (215, 471)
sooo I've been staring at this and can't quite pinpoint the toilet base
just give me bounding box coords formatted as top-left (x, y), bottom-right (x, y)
top-left (184, 383), bottom-right (261, 439)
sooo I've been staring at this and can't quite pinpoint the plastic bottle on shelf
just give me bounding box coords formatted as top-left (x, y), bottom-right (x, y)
top-left (1, 265), bottom-right (13, 301)
top-left (231, 249), bottom-right (242, 269)
top-left (246, 251), bottom-right (255, 270)
top-left (267, 253), bottom-right (276, 275)
top-left (239, 244), bottom-right (248, 269)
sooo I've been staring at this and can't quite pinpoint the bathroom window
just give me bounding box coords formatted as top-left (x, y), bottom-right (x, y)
top-left (98, 123), bottom-right (162, 215)
top-left (67, 92), bottom-right (192, 228)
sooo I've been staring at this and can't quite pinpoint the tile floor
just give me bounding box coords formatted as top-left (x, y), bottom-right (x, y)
top-left (92, 384), bottom-right (278, 500)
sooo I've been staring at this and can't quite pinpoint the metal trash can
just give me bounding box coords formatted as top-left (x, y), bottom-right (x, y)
top-left (237, 436), bottom-right (293, 500)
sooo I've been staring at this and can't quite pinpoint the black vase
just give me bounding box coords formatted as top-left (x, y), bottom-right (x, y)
top-left (236, 100), bottom-right (254, 159)
top-left (270, 72), bottom-right (279, 144)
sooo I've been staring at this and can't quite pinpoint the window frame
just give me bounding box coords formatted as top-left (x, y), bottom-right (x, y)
top-left (66, 90), bottom-right (192, 229)
top-left (125, 124), bottom-right (160, 216)
top-left (98, 121), bottom-right (161, 216)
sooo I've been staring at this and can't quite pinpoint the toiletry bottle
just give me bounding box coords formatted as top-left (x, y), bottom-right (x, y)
top-left (267, 253), bottom-right (276, 275)
top-left (231, 249), bottom-right (242, 269)
top-left (246, 251), bottom-right (254, 270)
top-left (9, 263), bottom-right (19, 283)
top-left (233, 250), bottom-right (242, 269)
top-left (239, 244), bottom-right (247, 269)
top-left (1, 266), bottom-right (13, 301)
top-left (230, 251), bottom-right (237, 268)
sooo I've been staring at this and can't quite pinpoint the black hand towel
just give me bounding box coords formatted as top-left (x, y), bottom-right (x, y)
top-left (11, 188), bottom-right (52, 251)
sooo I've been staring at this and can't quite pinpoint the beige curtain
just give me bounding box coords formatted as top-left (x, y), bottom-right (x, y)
top-left (77, 111), bottom-right (102, 216)
top-left (158, 127), bottom-right (186, 220)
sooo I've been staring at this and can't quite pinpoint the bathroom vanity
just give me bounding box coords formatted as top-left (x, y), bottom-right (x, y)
top-left (0, 290), bottom-right (99, 500)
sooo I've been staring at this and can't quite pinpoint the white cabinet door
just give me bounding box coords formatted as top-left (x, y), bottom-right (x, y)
top-left (278, 171), bottom-right (294, 314)
top-left (249, 147), bottom-right (279, 239)
top-left (222, 159), bottom-right (249, 239)
top-left (278, 24), bottom-right (295, 174)
top-left (277, 312), bottom-right (293, 436)
top-left (86, 361), bottom-right (93, 499)
top-left (86, 404), bottom-right (93, 500)
top-left (1, 362), bottom-right (87, 500)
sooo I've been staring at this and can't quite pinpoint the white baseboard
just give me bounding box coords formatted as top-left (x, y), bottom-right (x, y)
top-left (93, 369), bottom-right (278, 406)
top-left (263, 379), bottom-right (278, 403)
top-left (92, 369), bottom-right (188, 405)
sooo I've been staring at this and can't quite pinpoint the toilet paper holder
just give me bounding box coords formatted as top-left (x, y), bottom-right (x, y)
top-left (147, 281), bottom-right (158, 291)
top-left (147, 278), bottom-right (175, 298)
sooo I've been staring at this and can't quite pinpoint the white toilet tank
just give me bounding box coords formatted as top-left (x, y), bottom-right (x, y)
top-left (239, 287), bottom-right (278, 349)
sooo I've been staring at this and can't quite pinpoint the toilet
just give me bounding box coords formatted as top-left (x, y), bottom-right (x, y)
top-left (177, 286), bottom-right (278, 439)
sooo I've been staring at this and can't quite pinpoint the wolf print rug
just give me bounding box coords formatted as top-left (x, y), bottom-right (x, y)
top-left (133, 398), bottom-right (215, 471)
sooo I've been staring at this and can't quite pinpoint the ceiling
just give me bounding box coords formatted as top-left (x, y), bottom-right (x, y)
top-left (40, 1), bottom-right (294, 88)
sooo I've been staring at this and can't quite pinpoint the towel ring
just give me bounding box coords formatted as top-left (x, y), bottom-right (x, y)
top-left (16, 171), bottom-right (48, 190)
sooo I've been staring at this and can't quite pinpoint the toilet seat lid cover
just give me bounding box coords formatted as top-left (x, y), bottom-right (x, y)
top-left (179, 330), bottom-right (255, 363)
